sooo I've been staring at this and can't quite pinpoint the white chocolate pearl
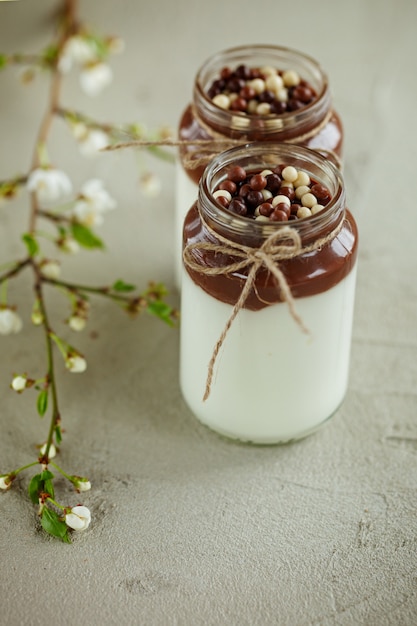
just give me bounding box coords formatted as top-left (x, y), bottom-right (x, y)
top-left (281, 166), bottom-right (298, 182)
top-left (280, 181), bottom-right (294, 189)
top-left (283, 70), bottom-right (300, 87)
top-left (261, 189), bottom-right (273, 200)
top-left (311, 204), bottom-right (325, 214)
top-left (295, 184), bottom-right (311, 199)
top-left (294, 171), bottom-right (311, 187)
top-left (256, 102), bottom-right (271, 115)
top-left (248, 78), bottom-right (265, 94)
top-left (260, 169), bottom-right (273, 176)
top-left (255, 215), bottom-right (270, 222)
top-left (297, 206), bottom-right (312, 219)
top-left (247, 99), bottom-right (258, 114)
top-left (265, 74), bottom-right (284, 93)
top-left (228, 92), bottom-right (238, 103)
top-left (301, 192), bottom-right (317, 208)
top-left (213, 189), bottom-right (232, 201)
top-left (212, 94), bottom-right (230, 109)
top-left (260, 65), bottom-right (276, 77)
top-left (276, 88), bottom-right (289, 102)
top-left (272, 194), bottom-right (291, 208)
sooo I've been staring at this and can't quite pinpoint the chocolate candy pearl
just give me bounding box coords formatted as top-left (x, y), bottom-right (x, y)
top-left (292, 85), bottom-right (314, 103)
top-left (290, 203), bottom-right (301, 215)
top-left (228, 165), bottom-right (247, 183)
top-left (219, 180), bottom-right (237, 194)
top-left (250, 68), bottom-right (262, 79)
top-left (220, 67), bottom-right (232, 80)
top-left (270, 209), bottom-right (288, 221)
top-left (230, 97), bottom-right (248, 112)
top-left (258, 90), bottom-right (276, 104)
top-left (265, 173), bottom-right (281, 193)
top-left (275, 201), bottom-right (291, 217)
top-left (278, 186), bottom-right (295, 201)
top-left (270, 100), bottom-right (288, 114)
top-left (229, 197), bottom-right (247, 216)
top-left (227, 78), bottom-right (246, 92)
top-left (273, 164), bottom-right (286, 176)
top-left (288, 214), bottom-right (298, 221)
top-left (249, 174), bottom-right (267, 191)
top-left (240, 85), bottom-right (256, 100)
top-left (246, 190), bottom-right (264, 208)
top-left (288, 99), bottom-right (305, 111)
top-left (239, 183), bottom-right (252, 199)
top-left (310, 183), bottom-right (332, 203)
top-left (258, 202), bottom-right (274, 217)
top-left (216, 195), bottom-right (230, 208)
top-left (235, 64), bottom-right (252, 80)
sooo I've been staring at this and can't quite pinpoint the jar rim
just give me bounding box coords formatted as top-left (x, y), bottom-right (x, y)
top-left (198, 142), bottom-right (345, 243)
top-left (194, 44), bottom-right (330, 135)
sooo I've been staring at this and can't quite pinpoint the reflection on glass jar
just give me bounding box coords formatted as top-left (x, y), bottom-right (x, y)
top-left (180, 143), bottom-right (357, 444)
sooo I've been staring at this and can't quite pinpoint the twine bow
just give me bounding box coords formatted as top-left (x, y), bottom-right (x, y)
top-left (183, 224), bottom-right (310, 401)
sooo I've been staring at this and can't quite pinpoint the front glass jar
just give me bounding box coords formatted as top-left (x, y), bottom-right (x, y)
top-left (176, 44), bottom-right (343, 285)
top-left (180, 143), bottom-right (357, 444)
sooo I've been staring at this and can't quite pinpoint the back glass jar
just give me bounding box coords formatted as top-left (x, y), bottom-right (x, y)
top-left (176, 44), bottom-right (344, 285)
top-left (180, 143), bottom-right (357, 444)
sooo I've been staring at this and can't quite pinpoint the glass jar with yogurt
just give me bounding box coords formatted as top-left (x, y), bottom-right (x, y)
top-left (180, 143), bottom-right (358, 444)
top-left (176, 44), bottom-right (343, 285)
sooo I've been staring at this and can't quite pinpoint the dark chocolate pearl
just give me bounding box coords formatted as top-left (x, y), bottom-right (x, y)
top-left (310, 184), bottom-right (332, 203)
top-left (250, 68), bottom-right (262, 79)
top-left (235, 64), bottom-right (252, 80)
top-left (207, 86), bottom-right (220, 98)
top-left (219, 180), bottom-right (237, 194)
top-left (258, 202), bottom-right (274, 217)
top-left (230, 97), bottom-right (248, 112)
top-left (238, 183), bottom-right (252, 198)
top-left (270, 101), bottom-right (288, 114)
top-left (290, 203), bottom-right (301, 215)
top-left (288, 214), bottom-right (298, 221)
top-left (229, 198), bottom-right (247, 216)
top-left (288, 99), bottom-right (304, 111)
top-left (246, 190), bottom-right (264, 208)
top-left (227, 78), bottom-right (245, 92)
top-left (258, 90), bottom-right (275, 103)
top-left (220, 67), bottom-right (232, 80)
top-left (292, 85), bottom-right (314, 103)
top-left (265, 173), bottom-right (281, 193)
top-left (270, 209), bottom-right (288, 221)
top-left (249, 174), bottom-right (267, 191)
top-left (278, 186), bottom-right (295, 201)
top-left (212, 79), bottom-right (226, 91)
top-left (273, 164), bottom-right (286, 176)
top-left (228, 165), bottom-right (247, 183)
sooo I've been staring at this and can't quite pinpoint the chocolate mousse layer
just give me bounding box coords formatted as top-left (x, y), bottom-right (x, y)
top-left (183, 203), bottom-right (358, 311)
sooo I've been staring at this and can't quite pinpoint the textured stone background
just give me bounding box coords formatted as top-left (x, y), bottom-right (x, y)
top-left (0, 1), bottom-right (416, 624)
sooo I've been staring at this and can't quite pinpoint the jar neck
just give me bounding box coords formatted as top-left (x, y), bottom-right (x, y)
top-left (198, 143), bottom-right (345, 248)
top-left (194, 45), bottom-right (332, 141)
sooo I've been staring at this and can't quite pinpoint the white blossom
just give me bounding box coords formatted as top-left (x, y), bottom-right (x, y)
top-left (80, 63), bottom-right (113, 96)
top-left (78, 129), bottom-right (109, 157)
top-left (66, 355), bottom-right (87, 373)
top-left (68, 316), bottom-right (86, 332)
top-left (58, 236), bottom-right (80, 255)
top-left (0, 476), bottom-right (11, 490)
top-left (58, 36), bottom-right (97, 74)
top-left (39, 443), bottom-right (57, 459)
top-left (139, 172), bottom-right (161, 198)
top-left (27, 168), bottom-right (72, 205)
top-left (11, 375), bottom-right (27, 392)
top-left (0, 308), bottom-right (23, 335)
top-left (40, 259), bottom-right (61, 280)
top-left (65, 505), bottom-right (91, 531)
top-left (72, 179), bottom-right (116, 227)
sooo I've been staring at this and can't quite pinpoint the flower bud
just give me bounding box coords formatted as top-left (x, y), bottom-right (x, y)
top-left (65, 354), bottom-right (87, 373)
top-left (40, 259), bottom-right (61, 280)
top-left (73, 477), bottom-right (91, 492)
top-left (11, 375), bottom-right (27, 392)
top-left (0, 475), bottom-right (11, 490)
top-left (68, 316), bottom-right (86, 332)
top-left (0, 307), bottom-right (23, 335)
top-left (39, 442), bottom-right (57, 459)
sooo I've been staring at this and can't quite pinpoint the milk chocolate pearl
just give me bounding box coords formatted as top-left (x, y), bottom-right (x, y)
top-left (249, 174), bottom-right (267, 191)
top-left (230, 97), bottom-right (248, 112)
top-left (310, 184), bottom-right (332, 203)
top-left (228, 165), bottom-right (247, 183)
top-left (220, 67), bottom-right (232, 80)
top-left (216, 195), bottom-right (230, 208)
top-left (278, 186), bottom-right (295, 201)
top-left (219, 180), bottom-right (237, 194)
top-left (292, 85), bottom-right (314, 103)
top-left (258, 202), bottom-right (274, 216)
top-left (274, 202), bottom-right (291, 217)
top-left (270, 209), bottom-right (288, 221)
top-left (240, 85), bottom-right (256, 101)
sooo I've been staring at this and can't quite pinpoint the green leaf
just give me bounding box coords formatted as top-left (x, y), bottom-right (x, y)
top-left (41, 507), bottom-right (70, 542)
top-left (112, 279), bottom-right (136, 293)
top-left (28, 474), bottom-right (42, 504)
top-left (55, 425), bottom-right (62, 445)
top-left (40, 470), bottom-right (54, 481)
top-left (70, 223), bottom-right (104, 250)
top-left (0, 54), bottom-right (7, 70)
top-left (22, 233), bottom-right (39, 257)
top-left (43, 479), bottom-right (54, 499)
top-left (42, 45), bottom-right (58, 66)
top-left (37, 389), bottom-right (48, 417)
top-left (147, 300), bottom-right (175, 326)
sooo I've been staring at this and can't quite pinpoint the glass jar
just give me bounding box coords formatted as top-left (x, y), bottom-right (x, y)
top-left (180, 143), bottom-right (358, 444)
top-left (176, 44), bottom-right (343, 285)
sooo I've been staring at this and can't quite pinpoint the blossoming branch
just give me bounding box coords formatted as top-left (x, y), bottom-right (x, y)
top-left (0, 0), bottom-right (177, 543)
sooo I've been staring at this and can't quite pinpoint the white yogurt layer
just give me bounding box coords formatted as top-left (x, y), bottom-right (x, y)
top-left (175, 161), bottom-right (199, 287)
top-left (180, 265), bottom-right (357, 443)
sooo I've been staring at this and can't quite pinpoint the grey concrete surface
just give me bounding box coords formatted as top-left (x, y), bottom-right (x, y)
top-left (0, 0), bottom-right (416, 624)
